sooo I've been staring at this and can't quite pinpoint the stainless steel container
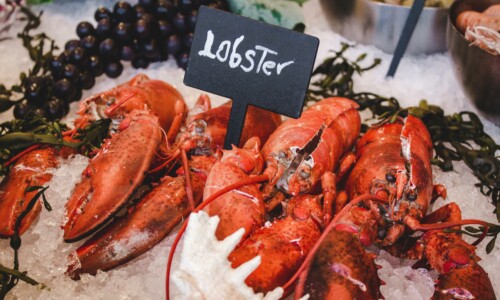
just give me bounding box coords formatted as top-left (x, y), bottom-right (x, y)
top-left (319, 0), bottom-right (448, 54)
top-left (447, 0), bottom-right (500, 125)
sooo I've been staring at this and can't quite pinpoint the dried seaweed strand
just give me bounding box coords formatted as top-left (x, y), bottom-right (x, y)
top-left (0, 186), bottom-right (49, 299)
top-left (0, 4), bottom-right (58, 113)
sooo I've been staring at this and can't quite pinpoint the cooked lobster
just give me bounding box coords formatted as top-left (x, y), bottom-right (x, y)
top-left (292, 115), bottom-right (496, 300)
top-left (65, 90), bottom-right (282, 277)
top-left (167, 97), bottom-right (362, 297)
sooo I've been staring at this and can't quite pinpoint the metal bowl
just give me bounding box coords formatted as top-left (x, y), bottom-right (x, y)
top-left (319, 0), bottom-right (448, 54)
top-left (447, 0), bottom-right (500, 125)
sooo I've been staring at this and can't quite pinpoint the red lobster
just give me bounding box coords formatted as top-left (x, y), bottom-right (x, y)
top-left (291, 115), bottom-right (496, 299)
top-left (166, 97), bottom-right (362, 297)
top-left (66, 94), bottom-right (282, 278)
top-left (63, 74), bottom-right (187, 243)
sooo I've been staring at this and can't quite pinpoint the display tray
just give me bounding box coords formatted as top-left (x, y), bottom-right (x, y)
top-left (0, 0), bottom-right (498, 299)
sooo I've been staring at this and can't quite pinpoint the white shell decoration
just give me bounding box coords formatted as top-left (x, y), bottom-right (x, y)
top-left (171, 211), bottom-right (284, 300)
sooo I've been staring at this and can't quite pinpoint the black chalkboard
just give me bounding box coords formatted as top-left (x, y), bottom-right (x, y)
top-left (184, 6), bottom-right (319, 149)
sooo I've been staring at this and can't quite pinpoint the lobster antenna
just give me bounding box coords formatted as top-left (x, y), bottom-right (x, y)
top-left (181, 149), bottom-right (195, 211)
top-left (411, 219), bottom-right (490, 246)
top-left (286, 194), bottom-right (388, 297)
top-left (103, 92), bottom-right (135, 116)
top-left (165, 174), bottom-right (270, 300)
top-left (148, 148), bottom-right (181, 174)
top-left (3, 144), bottom-right (41, 168)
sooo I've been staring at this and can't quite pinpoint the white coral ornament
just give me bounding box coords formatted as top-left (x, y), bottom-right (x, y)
top-left (171, 211), bottom-right (283, 300)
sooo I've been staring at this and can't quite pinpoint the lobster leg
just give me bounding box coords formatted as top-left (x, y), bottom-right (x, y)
top-left (336, 152), bottom-right (356, 184)
top-left (66, 155), bottom-right (216, 279)
top-left (321, 171), bottom-right (336, 224)
top-left (166, 98), bottom-right (187, 144)
top-left (0, 148), bottom-right (59, 237)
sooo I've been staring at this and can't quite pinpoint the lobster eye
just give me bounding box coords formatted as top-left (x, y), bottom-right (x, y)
top-left (106, 97), bottom-right (116, 106)
top-left (385, 173), bottom-right (396, 183)
top-left (194, 120), bottom-right (205, 134)
top-left (278, 151), bottom-right (286, 159)
top-left (407, 192), bottom-right (417, 201)
top-left (195, 125), bottom-right (204, 133)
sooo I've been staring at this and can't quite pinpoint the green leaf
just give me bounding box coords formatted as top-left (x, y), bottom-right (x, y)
top-left (0, 98), bottom-right (15, 112)
top-left (25, 185), bottom-right (43, 193)
top-left (486, 234), bottom-right (497, 254)
top-left (465, 226), bottom-right (480, 233)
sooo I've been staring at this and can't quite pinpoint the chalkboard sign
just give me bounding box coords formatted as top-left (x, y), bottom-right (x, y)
top-left (184, 5), bottom-right (319, 149)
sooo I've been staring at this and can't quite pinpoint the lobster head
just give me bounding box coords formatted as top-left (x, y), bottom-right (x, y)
top-left (346, 115), bottom-right (434, 244)
top-left (220, 137), bottom-right (263, 175)
top-left (76, 74), bottom-right (185, 130)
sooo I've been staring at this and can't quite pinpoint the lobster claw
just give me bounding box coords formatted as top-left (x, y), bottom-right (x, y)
top-left (0, 148), bottom-right (59, 238)
top-left (66, 155), bottom-right (217, 279)
top-left (63, 111), bottom-right (163, 242)
top-left (421, 230), bottom-right (496, 300)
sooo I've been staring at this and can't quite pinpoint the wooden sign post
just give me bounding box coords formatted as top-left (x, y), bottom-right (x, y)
top-left (184, 6), bottom-right (319, 149)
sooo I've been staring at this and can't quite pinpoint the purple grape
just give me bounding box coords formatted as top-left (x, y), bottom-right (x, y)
top-left (135, 18), bottom-right (151, 40)
top-left (99, 38), bottom-right (117, 57)
top-left (79, 71), bottom-right (95, 90)
top-left (24, 76), bottom-right (48, 105)
top-left (44, 98), bottom-right (67, 120)
top-left (120, 45), bottom-right (135, 61)
top-left (95, 6), bottom-right (112, 21)
top-left (65, 39), bottom-right (80, 52)
top-left (53, 78), bottom-right (76, 101)
top-left (114, 1), bottom-right (133, 22)
top-left (76, 21), bottom-right (95, 39)
top-left (167, 34), bottom-right (181, 55)
top-left (88, 55), bottom-right (104, 76)
top-left (176, 51), bottom-right (190, 70)
top-left (172, 12), bottom-right (186, 33)
top-left (182, 32), bottom-right (194, 49)
top-left (139, 0), bottom-right (155, 10)
top-left (179, 0), bottom-right (193, 13)
top-left (62, 64), bottom-right (80, 83)
top-left (140, 39), bottom-right (159, 59)
top-left (96, 18), bottom-right (112, 39)
top-left (69, 47), bottom-right (88, 68)
top-left (157, 20), bottom-right (173, 37)
top-left (154, 0), bottom-right (176, 20)
top-left (133, 4), bottom-right (148, 20)
top-left (13, 100), bottom-right (34, 119)
top-left (132, 56), bottom-right (150, 69)
top-left (186, 10), bottom-right (198, 32)
top-left (49, 54), bottom-right (66, 76)
top-left (80, 35), bottom-right (98, 54)
top-left (114, 22), bottom-right (132, 43)
top-left (105, 61), bottom-right (124, 78)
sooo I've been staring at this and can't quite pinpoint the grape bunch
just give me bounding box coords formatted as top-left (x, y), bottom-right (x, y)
top-left (13, 0), bottom-right (228, 121)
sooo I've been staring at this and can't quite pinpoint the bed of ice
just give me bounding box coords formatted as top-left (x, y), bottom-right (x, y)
top-left (0, 0), bottom-right (498, 299)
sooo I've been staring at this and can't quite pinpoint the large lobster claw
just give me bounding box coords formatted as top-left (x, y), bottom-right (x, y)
top-left (66, 155), bottom-right (217, 279)
top-left (63, 111), bottom-right (163, 242)
top-left (421, 230), bottom-right (496, 300)
top-left (0, 148), bottom-right (58, 238)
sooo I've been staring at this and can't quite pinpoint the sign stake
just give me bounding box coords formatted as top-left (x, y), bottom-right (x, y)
top-left (225, 101), bottom-right (248, 149)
